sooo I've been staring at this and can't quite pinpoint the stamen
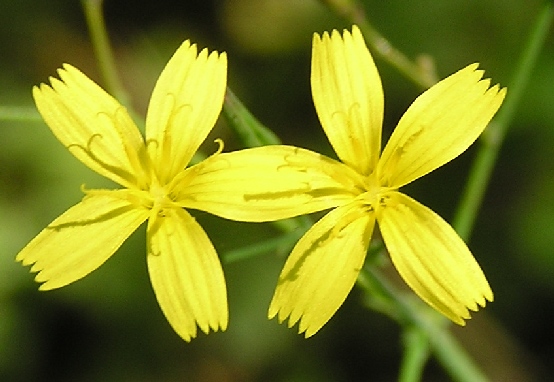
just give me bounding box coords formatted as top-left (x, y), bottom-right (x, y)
top-left (212, 138), bottom-right (225, 155)
top-left (164, 138), bottom-right (226, 198)
top-left (162, 96), bottom-right (194, 161)
top-left (243, 182), bottom-right (312, 202)
top-left (279, 148), bottom-right (364, 193)
top-left (381, 127), bottom-right (424, 186)
top-left (47, 204), bottom-right (140, 230)
top-left (66, 116), bottom-right (142, 189)
top-left (330, 108), bottom-right (352, 151)
top-left (80, 183), bottom-right (93, 194)
top-left (329, 102), bottom-right (372, 170)
top-left (145, 137), bottom-right (159, 151)
top-left (111, 107), bottom-right (152, 189)
top-left (146, 213), bottom-right (163, 256)
top-left (330, 202), bottom-right (372, 239)
top-left (82, 187), bottom-right (154, 210)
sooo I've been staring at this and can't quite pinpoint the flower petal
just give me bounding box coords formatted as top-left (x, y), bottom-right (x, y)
top-left (176, 145), bottom-right (362, 222)
top-left (16, 193), bottom-right (149, 290)
top-left (145, 40), bottom-right (227, 184)
top-left (33, 65), bottom-right (149, 189)
top-left (268, 203), bottom-right (375, 337)
top-left (377, 191), bottom-right (493, 324)
top-left (311, 25), bottom-right (384, 176)
top-left (147, 208), bottom-right (227, 342)
top-left (377, 64), bottom-right (506, 188)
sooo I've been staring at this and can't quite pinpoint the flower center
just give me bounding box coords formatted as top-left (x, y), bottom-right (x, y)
top-left (147, 178), bottom-right (181, 214)
top-left (355, 172), bottom-right (395, 215)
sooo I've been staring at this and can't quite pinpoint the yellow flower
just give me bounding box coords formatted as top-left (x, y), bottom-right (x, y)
top-left (17, 41), bottom-right (231, 342)
top-left (267, 26), bottom-right (507, 337)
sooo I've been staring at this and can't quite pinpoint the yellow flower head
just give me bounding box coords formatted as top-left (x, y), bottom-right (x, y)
top-left (17, 41), bottom-right (231, 342)
top-left (268, 25), bottom-right (507, 337)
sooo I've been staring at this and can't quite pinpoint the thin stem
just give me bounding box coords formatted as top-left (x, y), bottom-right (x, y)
top-left (399, 326), bottom-right (431, 382)
top-left (222, 228), bottom-right (305, 264)
top-left (320, 0), bottom-right (437, 88)
top-left (223, 87), bottom-right (282, 147)
top-left (358, 266), bottom-right (489, 382)
top-left (81, 0), bottom-right (131, 107)
top-left (0, 106), bottom-right (42, 122)
top-left (453, 3), bottom-right (554, 241)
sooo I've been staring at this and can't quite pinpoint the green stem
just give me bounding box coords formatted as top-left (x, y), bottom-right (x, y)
top-left (81, 0), bottom-right (131, 107)
top-left (399, 326), bottom-right (430, 382)
top-left (358, 266), bottom-right (489, 382)
top-left (320, 0), bottom-right (437, 88)
top-left (223, 228), bottom-right (305, 264)
top-left (223, 87), bottom-right (282, 147)
top-left (0, 106), bottom-right (42, 122)
top-left (453, 3), bottom-right (554, 241)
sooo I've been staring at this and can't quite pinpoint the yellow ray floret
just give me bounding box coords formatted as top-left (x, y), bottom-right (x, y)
top-left (377, 192), bottom-right (493, 324)
top-left (268, 204), bottom-right (375, 337)
top-left (311, 25), bottom-right (384, 175)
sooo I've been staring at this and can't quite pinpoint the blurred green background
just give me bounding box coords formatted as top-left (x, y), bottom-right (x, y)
top-left (1, 0), bottom-right (553, 380)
